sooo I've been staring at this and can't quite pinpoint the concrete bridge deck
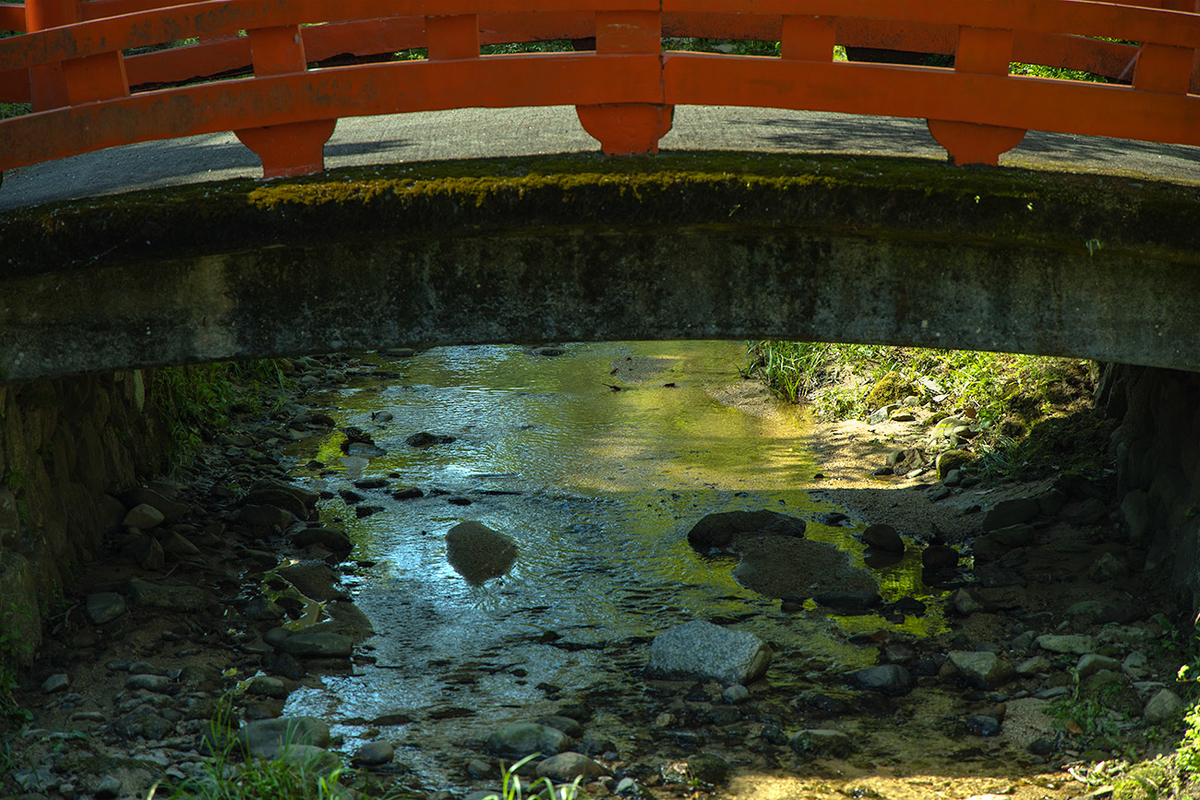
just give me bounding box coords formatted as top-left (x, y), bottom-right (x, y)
top-left (2, 110), bottom-right (1200, 384)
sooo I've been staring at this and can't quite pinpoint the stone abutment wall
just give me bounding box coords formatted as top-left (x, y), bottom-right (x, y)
top-left (1101, 364), bottom-right (1200, 610)
top-left (0, 371), bottom-right (171, 664)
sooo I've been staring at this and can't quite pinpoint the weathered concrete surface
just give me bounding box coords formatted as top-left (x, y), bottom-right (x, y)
top-left (2, 150), bottom-right (1199, 383)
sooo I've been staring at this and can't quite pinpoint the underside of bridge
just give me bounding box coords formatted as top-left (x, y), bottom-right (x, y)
top-left (2, 150), bottom-right (1199, 384)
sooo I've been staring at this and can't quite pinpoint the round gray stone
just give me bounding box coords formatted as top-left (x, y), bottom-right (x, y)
top-left (645, 620), bottom-right (771, 687)
top-left (485, 722), bottom-right (571, 758)
top-left (535, 751), bottom-right (608, 782)
top-left (86, 592), bottom-right (127, 625)
top-left (352, 740), bottom-right (395, 766)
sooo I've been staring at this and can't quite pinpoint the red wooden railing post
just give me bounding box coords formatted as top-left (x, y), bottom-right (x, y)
top-left (576, 9), bottom-right (673, 154)
top-left (234, 25), bottom-right (335, 178)
top-left (927, 26), bottom-right (1026, 166)
top-left (25, 0), bottom-right (79, 109)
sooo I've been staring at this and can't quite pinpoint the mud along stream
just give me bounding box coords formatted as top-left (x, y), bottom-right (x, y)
top-left (281, 341), bottom-right (949, 790)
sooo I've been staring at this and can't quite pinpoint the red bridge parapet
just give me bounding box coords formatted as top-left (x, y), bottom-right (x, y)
top-left (1, 0), bottom-right (1198, 180)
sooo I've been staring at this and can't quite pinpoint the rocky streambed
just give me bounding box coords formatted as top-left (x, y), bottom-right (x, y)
top-left (3, 343), bottom-right (1193, 800)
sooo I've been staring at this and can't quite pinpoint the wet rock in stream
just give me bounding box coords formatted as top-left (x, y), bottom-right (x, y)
top-left (445, 521), bottom-right (518, 584)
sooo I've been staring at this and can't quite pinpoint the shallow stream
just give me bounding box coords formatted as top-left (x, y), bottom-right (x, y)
top-left (282, 341), bottom-right (946, 787)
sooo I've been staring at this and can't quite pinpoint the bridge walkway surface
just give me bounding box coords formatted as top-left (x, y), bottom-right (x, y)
top-left (1, 105), bottom-right (1200, 211)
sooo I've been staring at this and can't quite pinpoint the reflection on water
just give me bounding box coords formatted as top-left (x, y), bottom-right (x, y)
top-left (283, 341), bottom-right (944, 786)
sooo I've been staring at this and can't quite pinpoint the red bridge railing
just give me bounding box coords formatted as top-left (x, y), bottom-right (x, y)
top-left (0, 0), bottom-right (1198, 181)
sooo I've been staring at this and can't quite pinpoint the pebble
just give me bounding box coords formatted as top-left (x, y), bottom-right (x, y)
top-left (722, 684), bottom-right (750, 704)
top-left (94, 775), bottom-right (122, 799)
top-left (41, 674), bottom-right (70, 694)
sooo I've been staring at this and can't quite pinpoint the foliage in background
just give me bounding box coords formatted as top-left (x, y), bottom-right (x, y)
top-left (744, 341), bottom-right (1106, 480)
top-left (151, 360), bottom-right (289, 466)
top-left (0, 603), bottom-right (34, 727)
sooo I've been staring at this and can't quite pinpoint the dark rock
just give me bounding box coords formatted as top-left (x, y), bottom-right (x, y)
top-left (537, 715), bottom-right (584, 738)
top-left (922, 544), bottom-right (959, 570)
top-left (352, 740), bottom-right (395, 766)
top-left (86, 592), bottom-right (127, 625)
top-left (239, 716), bottom-right (331, 757)
top-left (536, 752), bottom-right (608, 782)
top-left (846, 665), bottom-right (913, 696)
top-left (126, 578), bottom-right (211, 612)
top-left (685, 753), bottom-right (729, 785)
top-left (406, 432), bottom-right (456, 448)
top-left (862, 524), bottom-right (904, 553)
top-left (686, 510), bottom-right (806, 552)
top-left (277, 560), bottom-right (342, 601)
top-left (790, 729), bottom-right (855, 758)
top-left (445, 521), bottom-right (517, 584)
top-left (981, 498), bottom-right (1039, 531)
top-left (813, 591), bottom-right (882, 611)
top-left (965, 715), bottom-right (1001, 736)
top-left (793, 691), bottom-right (850, 717)
top-left (277, 631), bottom-right (352, 660)
top-left (245, 480), bottom-right (319, 519)
top-left (486, 722), bottom-right (571, 758)
top-left (947, 651), bottom-right (1014, 690)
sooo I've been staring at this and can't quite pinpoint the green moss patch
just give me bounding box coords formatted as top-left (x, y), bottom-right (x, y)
top-left (4, 150), bottom-right (1200, 279)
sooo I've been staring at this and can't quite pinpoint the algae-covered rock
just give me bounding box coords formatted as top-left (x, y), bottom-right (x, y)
top-left (865, 372), bottom-right (916, 411)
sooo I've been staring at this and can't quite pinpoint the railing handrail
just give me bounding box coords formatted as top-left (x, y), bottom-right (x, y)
top-left (1, 0), bottom-right (1197, 185)
top-left (3, 0), bottom-right (1197, 70)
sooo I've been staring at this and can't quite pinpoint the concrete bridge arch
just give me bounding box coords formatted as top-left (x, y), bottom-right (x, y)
top-left (2, 150), bottom-right (1199, 384)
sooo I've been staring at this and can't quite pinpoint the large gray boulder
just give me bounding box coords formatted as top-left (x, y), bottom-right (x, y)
top-left (646, 620), bottom-right (771, 687)
top-left (446, 522), bottom-right (518, 584)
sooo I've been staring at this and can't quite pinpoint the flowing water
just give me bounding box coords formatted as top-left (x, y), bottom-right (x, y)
top-left (281, 341), bottom-right (945, 787)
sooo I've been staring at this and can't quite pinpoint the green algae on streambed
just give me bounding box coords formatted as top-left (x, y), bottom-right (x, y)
top-left (278, 341), bottom-right (956, 789)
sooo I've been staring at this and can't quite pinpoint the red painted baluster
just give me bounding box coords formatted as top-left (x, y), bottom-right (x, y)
top-left (927, 26), bottom-right (1026, 166)
top-left (234, 25), bottom-right (335, 178)
top-left (427, 13), bottom-right (479, 61)
top-left (25, 0), bottom-right (79, 110)
top-left (781, 15), bottom-right (835, 62)
top-left (576, 10), bottom-right (673, 155)
top-left (1133, 44), bottom-right (1193, 94)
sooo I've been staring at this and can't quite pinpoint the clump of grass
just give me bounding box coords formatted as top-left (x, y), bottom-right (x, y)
top-left (744, 341), bottom-right (1107, 480)
top-left (151, 359), bottom-right (291, 465)
top-left (481, 754), bottom-right (585, 800)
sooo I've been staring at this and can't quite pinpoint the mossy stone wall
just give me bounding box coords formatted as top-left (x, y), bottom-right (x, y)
top-left (0, 371), bottom-right (170, 663)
